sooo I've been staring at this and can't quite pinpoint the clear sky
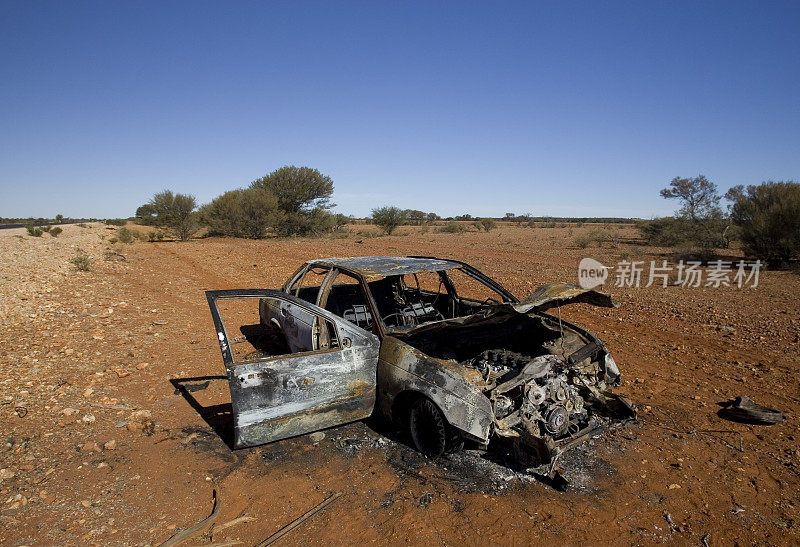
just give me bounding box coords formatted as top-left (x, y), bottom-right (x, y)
top-left (1, 1), bottom-right (798, 219)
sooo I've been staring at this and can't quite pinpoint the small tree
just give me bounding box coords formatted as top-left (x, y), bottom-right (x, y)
top-left (135, 204), bottom-right (158, 225)
top-left (660, 175), bottom-right (722, 220)
top-left (200, 187), bottom-right (283, 239)
top-left (646, 175), bottom-right (727, 249)
top-left (726, 180), bottom-right (800, 261)
top-left (404, 209), bottom-right (427, 226)
top-left (249, 165), bottom-right (335, 237)
top-left (146, 190), bottom-right (198, 241)
top-left (55, 214), bottom-right (64, 224)
top-left (372, 206), bottom-right (407, 235)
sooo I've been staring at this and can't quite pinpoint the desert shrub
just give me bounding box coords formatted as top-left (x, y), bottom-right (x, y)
top-left (70, 249), bottom-right (91, 271)
top-left (77, 223), bottom-right (88, 228)
top-left (726, 180), bottom-right (800, 261)
top-left (42, 225), bottom-right (51, 232)
top-left (105, 218), bottom-right (127, 226)
top-left (574, 227), bottom-right (613, 248)
top-left (473, 219), bottom-right (496, 232)
top-left (437, 220), bottom-right (466, 233)
top-left (331, 213), bottom-right (350, 231)
top-left (269, 207), bottom-right (339, 237)
top-left (108, 237), bottom-right (118, 244)
top-left (371, 206), bottom-right (407, 235)
top-left (541, 218), bottom-right (557, 228)
top-left (636, 217), bottom-right (688, 246)
top-left (49, 227), bottom-right (63, 237)
top-left (637, 217), bottom-right (727, 248)
top-left (147, 231), bottom-right (165, 242)
top-left (199, 187), bottom-right (283, 239)
top-left (25, 223), bottom-right (43, 237)
top-left (116, 227), bottom-right (135, 243)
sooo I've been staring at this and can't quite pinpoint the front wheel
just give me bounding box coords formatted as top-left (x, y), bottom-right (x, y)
top-left (409, 398), bottom-right (462, 458)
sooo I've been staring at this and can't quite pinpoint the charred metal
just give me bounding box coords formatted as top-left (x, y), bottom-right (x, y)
top-left (205, 256), bottom-right (635, 476)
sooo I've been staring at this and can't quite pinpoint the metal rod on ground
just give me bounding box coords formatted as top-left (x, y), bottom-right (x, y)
top-left (258, 492), bottom-right (343, 546)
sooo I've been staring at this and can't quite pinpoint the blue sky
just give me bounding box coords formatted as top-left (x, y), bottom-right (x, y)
top-left (1, 1), bottom-right (798, 219)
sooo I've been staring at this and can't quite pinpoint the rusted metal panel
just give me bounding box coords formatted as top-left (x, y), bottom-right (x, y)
top-left (310, 257), bottom-right (460, 277)
top-left (206, 289), bottom-right (379, 448)
top-left (377, 336), bottom-right (494, 443)
top-left (516, 282), bottom-right (618, 312)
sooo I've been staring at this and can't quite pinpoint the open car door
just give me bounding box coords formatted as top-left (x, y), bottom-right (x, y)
top-left (206, 289), bottom-right (380, 449)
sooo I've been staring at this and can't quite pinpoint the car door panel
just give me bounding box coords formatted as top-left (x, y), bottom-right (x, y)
top-left (206, 289), bottom-right (379, 449)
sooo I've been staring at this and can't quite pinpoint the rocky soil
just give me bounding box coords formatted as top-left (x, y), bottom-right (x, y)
top-left (1, 222), bottom-right (798, 545)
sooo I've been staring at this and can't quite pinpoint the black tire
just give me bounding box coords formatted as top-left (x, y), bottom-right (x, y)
top-left (409, 398), bottom-right (462, 458)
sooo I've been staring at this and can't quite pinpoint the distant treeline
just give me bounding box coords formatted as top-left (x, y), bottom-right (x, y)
top-left (0, 216), bottom-right (99, 225)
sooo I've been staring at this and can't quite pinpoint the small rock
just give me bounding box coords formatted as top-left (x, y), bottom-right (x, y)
top-left (81, 441), bottom-right (101, 453)
top-left (113, 368), bottom-right (129, 378)
top-left (309, 432), bottom-right (325, 443)
top-left (668, 483), bottom-right (681, 490)
top-left (0, 468), bottom-right (16, 480)
top-left (135, 363), bottom-right (149, 370)
top-left (83, 388), bottom-right (94, 398)
top-left (82, 414), bottom-right (96, 424)
top-left (126, 410), bottom-right (154, 435)
top-left (103, 440), bottom-right (116, 451)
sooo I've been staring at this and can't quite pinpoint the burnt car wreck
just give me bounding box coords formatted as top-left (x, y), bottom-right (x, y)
top-left (205, 256), bottom-right (634, 479)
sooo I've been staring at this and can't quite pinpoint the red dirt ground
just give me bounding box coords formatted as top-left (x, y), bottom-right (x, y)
top-left (1, 222), bottom-right (798, 545)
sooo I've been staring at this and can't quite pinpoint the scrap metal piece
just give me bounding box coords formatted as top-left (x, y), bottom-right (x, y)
top-left (719, 396), bottom-right (784, 425)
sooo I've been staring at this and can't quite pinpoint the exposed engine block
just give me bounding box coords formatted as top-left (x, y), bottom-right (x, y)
top-left (467, 349), bottom-right (587, 439)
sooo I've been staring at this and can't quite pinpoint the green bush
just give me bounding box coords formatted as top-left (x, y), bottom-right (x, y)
top-left (371, 206), bottom-right (407, 235)
top-left (727, 180), bottom-right (800, 261)
top-left (199, 187), bottom-right (283, 239)
top-left (105, 219), bottom-right (127, 226)
top-left (25, 223), bottom-right (44, 237)
top-left (540, 218), bottom-right (557, 228)
top-left (574, 228), bottom-right (612, 248)
top-left (249, 165), bottom-right (335, 236)
top-left (143, 190), bottom-right (199, 241)
top-left (49, 227), bottom-right (63, 237)
top-left (437, 220), bottom-right (467, 233)
top-left (473, 219), bottom-right (496, 232)
top-left (70, 249), bottom-right (91, 271)
top-left (147, 231), bottom-right (165, 242)
top-left (117, 227), bottom-right (135, 243)
top-left (637, 217), bottom-right (727, 248)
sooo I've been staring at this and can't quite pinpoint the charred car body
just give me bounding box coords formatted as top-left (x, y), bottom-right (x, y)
top-left (206, 257), bottom-right (634, 473)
